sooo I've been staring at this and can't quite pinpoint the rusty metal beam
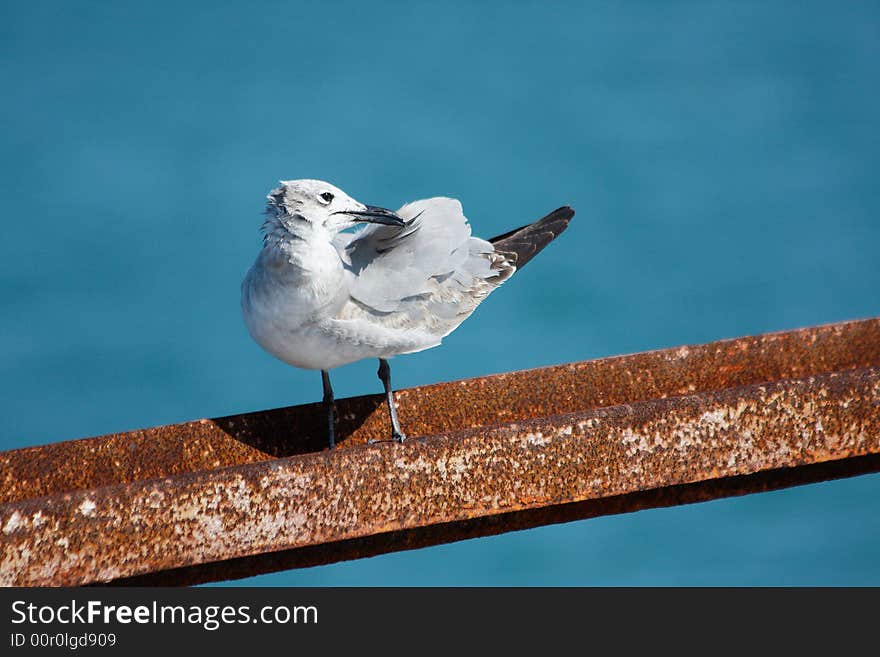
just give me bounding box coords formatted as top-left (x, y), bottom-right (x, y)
top-left (3, 318), bottom-right (879, 506)
top-left (1, 318), bottom-right (879, 586)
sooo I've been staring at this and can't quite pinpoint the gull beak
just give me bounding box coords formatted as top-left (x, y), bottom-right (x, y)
top-left (335, 205), bottom-right (405, 227)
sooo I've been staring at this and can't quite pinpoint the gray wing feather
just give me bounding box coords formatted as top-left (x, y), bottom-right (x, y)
top-left (333, 198), bottom-right (514, 340)
top-left (329, 200), bottom-right (572, 352)
top-left (341, 198), bottom-right (509, 311)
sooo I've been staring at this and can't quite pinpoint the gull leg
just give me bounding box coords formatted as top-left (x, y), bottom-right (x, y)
top-left (377, 358), bottom-right (406, 443)
top-left (321, 370), bottom-right (336, 449)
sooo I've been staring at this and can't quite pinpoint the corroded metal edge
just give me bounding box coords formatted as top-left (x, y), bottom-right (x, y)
top-left (3, 317), bottom-right (880, 505)
top-left (2, 365), bottom-right (878, 586)
top-left (108, 453), bottom-right (880, 586)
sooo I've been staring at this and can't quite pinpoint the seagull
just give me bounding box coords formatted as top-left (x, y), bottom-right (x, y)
top-left (241, 179), bottom-right (573, 449)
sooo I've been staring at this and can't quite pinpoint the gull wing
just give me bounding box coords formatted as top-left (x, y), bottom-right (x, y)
top-left (330, 200), bottom-right (573, 349)
top-left (335, 198), bottom-right (512, 316)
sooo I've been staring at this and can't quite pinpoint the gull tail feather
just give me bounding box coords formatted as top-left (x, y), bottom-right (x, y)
top-left (489, 206), bottom-right (574, 271)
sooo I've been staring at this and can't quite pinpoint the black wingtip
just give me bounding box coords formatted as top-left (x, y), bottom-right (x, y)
top-left (555, 205), bottom-right (576, 219)
top-left (489, 205), bottom-right (574, 271)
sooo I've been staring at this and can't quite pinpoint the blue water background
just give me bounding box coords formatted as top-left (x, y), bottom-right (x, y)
top-left (2, 2), bottom-right (879, 585)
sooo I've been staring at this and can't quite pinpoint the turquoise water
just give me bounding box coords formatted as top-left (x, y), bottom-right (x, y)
top-left (2, 2), bottom-right (879, 584)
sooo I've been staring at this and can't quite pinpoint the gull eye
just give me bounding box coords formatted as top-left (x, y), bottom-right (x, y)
top-left (318, 191), bottom-right (334, 204)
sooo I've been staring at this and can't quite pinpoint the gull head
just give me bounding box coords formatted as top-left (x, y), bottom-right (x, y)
top-left (263, 179), bottom-right (404, 240)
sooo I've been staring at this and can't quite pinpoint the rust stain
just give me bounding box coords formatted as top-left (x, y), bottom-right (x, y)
top-left (110, 453), bottom-right (880, 586)
top-left (1, 361), bottom-right (879, 586)
top-left (2, 317), bottom-right (880, 507)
